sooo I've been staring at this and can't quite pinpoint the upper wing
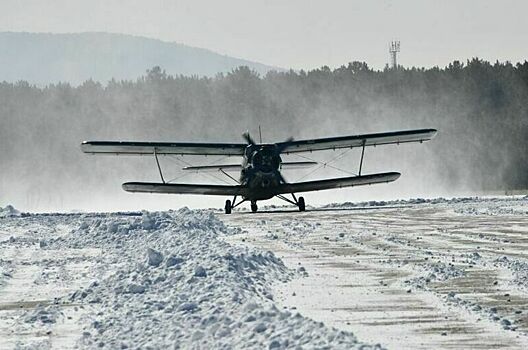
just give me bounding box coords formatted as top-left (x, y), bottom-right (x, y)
top-left (122, 182), bottom-right (248, 196)
top-left (276, 172), bottom-right (400, 194)
top-left (81, 129), bottom-right (436, 155)
top-left (276, 128), bottom-right (437, 154)
top-left (81, 141), bottom-right (246, 156)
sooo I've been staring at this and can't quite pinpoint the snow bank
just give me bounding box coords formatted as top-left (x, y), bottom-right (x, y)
top-left (323, 197), bottom-right (479, 209)
top-left (324, 196), bottom-right (528, 216)
top-left (0, 205), bottom-right (20, 218)
top-left (452, 197), bottom-right (528, 216)
top-left (47, 208), bottom-right (379, 349)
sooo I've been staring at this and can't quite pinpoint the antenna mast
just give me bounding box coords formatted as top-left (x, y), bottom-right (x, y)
top-left (389, 41), bottom-right (400, 69)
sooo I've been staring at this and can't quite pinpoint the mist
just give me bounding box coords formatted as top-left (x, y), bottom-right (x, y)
top-left (1, 60), bottom-right (527, 212)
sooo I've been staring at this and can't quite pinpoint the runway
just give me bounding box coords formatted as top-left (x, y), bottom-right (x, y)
top-left (223, 197), bottom-right (528, 349)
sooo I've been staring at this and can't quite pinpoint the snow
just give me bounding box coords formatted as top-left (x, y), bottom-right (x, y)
top-left (324, 195), bottom-right (528, 216)
top-left (0, 207), bottom-right (379, 349)
top-left (2, 196), bottom-right (528, 349)
top-left (0, 205), bottom-right (21, 218)
top-left (224, 195), bottom-right (528, 349)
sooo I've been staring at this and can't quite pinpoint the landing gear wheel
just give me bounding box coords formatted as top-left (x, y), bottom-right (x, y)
top-left (251, 201), bottom-right (258, 213)
top-left (298, 197), bottom-right (305, 212)
top-left (225, 200), bottom-right (232, 214)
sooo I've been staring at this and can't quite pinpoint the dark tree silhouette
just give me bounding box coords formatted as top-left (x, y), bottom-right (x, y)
top-left (1, 59), bottom-right (527, 210)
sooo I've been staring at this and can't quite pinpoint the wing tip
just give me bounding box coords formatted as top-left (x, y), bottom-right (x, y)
top-left (389, 172), bottom-right (401, 181)
top-left (373, 171), bottom-right (401, 182)
top-left (122, 182), bottom-right (134, 192)
top-left (80, 141), bottom-right (92, 153)
top-left (426, 128), bottom-right (438, 138)
top-left (122, 182), bottom-right (155, 193)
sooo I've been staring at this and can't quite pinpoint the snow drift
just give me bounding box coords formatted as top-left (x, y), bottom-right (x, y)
top-left (36, 208), bottom-right (381, 349)
top-left (0, 205), bottom-right (20, 218)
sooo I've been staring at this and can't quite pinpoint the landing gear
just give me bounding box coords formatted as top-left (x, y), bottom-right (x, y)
top-left (275, 193), bottom-right (306, 212)
top-left (225, 200), bottom-right (232, 214)
top-left (298, 196), bottom-right (305, 212)
top-left (251, 201), bottom-right (258, 213)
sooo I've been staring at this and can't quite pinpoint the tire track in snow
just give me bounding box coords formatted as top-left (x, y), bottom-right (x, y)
top-left (223, 197), bottom-right (528, 349)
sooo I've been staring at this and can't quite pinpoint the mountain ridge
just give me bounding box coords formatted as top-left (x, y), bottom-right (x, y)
top-left (0, 32), bottom-right (281, 85)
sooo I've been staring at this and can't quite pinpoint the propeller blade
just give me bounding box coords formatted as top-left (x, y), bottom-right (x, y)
top-left (276, 137), bottom-right (294, 153)
top-left (276, 136), bottom-right (295, 184)
top-left (242, 131), bottom-right (256, 145)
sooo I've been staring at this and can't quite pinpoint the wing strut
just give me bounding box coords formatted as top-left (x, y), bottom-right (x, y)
top-left (359, 140), bottom-right (366, 176)
top-left (154, 148), bottom-right (166, 184)
top-left (219, 168), bottom-right (240, 184)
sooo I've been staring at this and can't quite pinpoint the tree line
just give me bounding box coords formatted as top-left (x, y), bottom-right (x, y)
top-left (1, 58), bottom-right (527, 210)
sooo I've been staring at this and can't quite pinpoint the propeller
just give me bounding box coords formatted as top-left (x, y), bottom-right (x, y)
top-left (242, 131), bottom-right (294, 150)
top-left (242, 131), bottom-right (256, 145)
top-left (242, 131), bottom-right (295, 184)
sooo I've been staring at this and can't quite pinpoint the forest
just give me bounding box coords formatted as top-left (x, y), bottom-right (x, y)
top-left (1, 59), bottom-right (527, 211)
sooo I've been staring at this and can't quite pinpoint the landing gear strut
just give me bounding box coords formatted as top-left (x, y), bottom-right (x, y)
top-left (251, 201), bottom-right (258, 213)
top-left (275, 193), bottom-right (306, 212)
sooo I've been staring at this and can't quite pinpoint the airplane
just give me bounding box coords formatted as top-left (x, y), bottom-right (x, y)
top-left (81, 128), bottom-right (437, 214)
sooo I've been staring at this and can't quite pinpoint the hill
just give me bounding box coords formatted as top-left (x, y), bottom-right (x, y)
top-left (0, 32), bottom-right (280, 85)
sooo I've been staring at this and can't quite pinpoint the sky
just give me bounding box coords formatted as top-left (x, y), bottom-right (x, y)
top-left (0, 0), bottom-right (526, 70)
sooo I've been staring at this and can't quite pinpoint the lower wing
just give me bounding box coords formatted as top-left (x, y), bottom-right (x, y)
top-left (122, 182), bottom-right (248, 196)
top-left (276, 172), bottom-right (400, 194)
top-left (122, 172), bottom-right (400, 197)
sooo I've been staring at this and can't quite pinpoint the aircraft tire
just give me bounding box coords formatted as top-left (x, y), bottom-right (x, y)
top-left (251, 202), bottom-right (258, 213)
top-left (225, 200), bottom-right (232, 214)
top-left (298, 197), bottom-right (305, 212)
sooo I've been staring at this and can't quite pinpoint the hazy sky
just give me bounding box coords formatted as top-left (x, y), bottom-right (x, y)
top-left (1, 0), bottom-right (527, 70)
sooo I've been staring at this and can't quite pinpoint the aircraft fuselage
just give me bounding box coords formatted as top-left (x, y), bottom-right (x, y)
top-left (240, 144), bottom-right (283, 201)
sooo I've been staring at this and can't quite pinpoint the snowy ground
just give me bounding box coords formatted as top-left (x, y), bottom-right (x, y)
top-left (1, 196), bottom-right (527, 349)
top-left (0, 207), bottom-right (378, 349)
top-left (224, 196), bottom-right (528, 349)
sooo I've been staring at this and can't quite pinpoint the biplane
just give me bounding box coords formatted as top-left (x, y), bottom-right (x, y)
top-left (81, 128), bottom-right (437, 213)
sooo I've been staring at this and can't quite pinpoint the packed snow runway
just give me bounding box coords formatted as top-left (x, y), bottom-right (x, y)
top-left (1, 197), bottom-right (527, 349)
top-left (224, 197), bottom-right (528, 349)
